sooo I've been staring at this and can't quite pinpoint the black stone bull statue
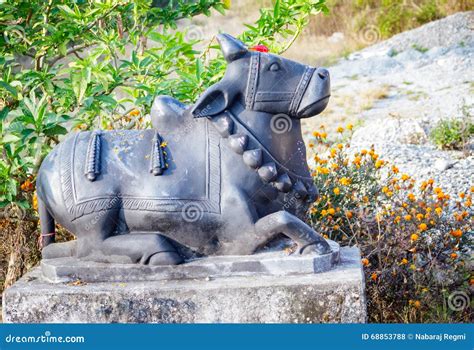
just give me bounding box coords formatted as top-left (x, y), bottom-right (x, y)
top-left (37, 34), bottom-right (331, 265)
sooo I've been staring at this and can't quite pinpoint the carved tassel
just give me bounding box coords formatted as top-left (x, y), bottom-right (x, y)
top-left (84, 131), bottom-right (101, 182)
top-left (150, 131), bottom-right (166, 176)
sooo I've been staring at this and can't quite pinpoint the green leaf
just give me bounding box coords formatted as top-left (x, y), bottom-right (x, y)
top-left (0, 81), bottom-right (18, 98)
top-left (1, 134), bottom-right (20, 143)
top-left (43, 124), bottom-right (68, 137)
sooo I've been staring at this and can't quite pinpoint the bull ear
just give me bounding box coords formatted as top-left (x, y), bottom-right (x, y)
top-left (217, 33), bottom-right (247, 63)
top-left (191, 84), bottom-right (230, 118)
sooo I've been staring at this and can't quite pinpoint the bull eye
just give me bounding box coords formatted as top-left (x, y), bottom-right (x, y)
top-left (269, 62), bottom-right (280, 71)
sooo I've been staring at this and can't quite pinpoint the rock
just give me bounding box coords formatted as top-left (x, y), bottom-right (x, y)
top-left (328, 32), bottom-right (344, 44)
top-left (433, 158), bottom-right (455, 172)
top-left (3, 247), bottom-right (367, 323)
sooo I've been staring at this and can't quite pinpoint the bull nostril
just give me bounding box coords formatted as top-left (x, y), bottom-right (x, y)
top-left (318, 71), bottom-right (327, 80)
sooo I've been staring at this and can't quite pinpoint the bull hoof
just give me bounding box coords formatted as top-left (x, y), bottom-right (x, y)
top-left (299, 240), bottom-right (332, 255)
top-left (148, 251), bottom-right (183, 265)
top-left (42, 241), bottom-right (77, 259)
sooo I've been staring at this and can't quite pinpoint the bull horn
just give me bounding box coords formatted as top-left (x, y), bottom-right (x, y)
top-left (216, 33), bottom-right (247, 63)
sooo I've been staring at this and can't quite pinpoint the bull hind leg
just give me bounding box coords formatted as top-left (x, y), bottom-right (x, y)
top-left (255, 211), bottom-right (331, 255)
top-left (100, 233), bottom-right (183, 265)
top-left (37, 195), bottom-right (55, 247)
top-left (38, 196), bottom-right (78, 259)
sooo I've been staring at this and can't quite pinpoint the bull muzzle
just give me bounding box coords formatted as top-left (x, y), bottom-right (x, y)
top-left (294, 67), bottom-right (330, 119)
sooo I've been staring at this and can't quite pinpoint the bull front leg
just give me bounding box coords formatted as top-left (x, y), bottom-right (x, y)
top-left (255, 211), bottom-right (331, 255)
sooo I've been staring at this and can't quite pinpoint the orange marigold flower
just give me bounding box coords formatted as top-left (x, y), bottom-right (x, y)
top-left (404, 214), bottom-right (412, 221)
top-left (312, 131), bottom-right (320, 137)
top-left (20, 179), bottom-right (34, 192)
top-left (450, 229), bottom-right (462, 238)
top-left (308, 142), bottom-right (314, 148)
top-left (465, 199), bottom-right (472, 207)
top-left (418, 223), bottom-right (427, 231)
top-left (471, 186), bottom-right (474, 192)
top-left (346, 123), bottom-right (353, 130)
top-left (413, 300), bottom-right (421, 308)
top-left (401, 258), bottom-right (408, 265)
top-left (410, 233), bottom-right (419, 241)
top-left (32, 192), bottom-right (38, 210)
top-left (416, 213), bottom-right (424, 221)
top-left (353, 157), bottom-right (361, 167)
top-left (337, 126), bottom-right (344, 133)
top-left (333, 187), bottom-right (340, 195)
top-left (401, 174), bottom-right (410, 181)
top-left (392, 165), bottom-right (399, 173)
top-left (129, 109), bottom-right (140, 116)
top-left (328, 208), bottom-right (336, 215)
top-left (371, 272), bottom-right (377, 281)
top-left (346, 210), bottom-right (353, 219)
top-left (321, 209), bottom-right (327, 216)
top-left (459, 193), bottom-right (465, 199)
top-left (434, 187), bottom-right (442, 194)
top-left (361, 258), bottom-right (369, 266)
top-left (321, 132), bottom-right (327, 138)
top-left (407, 193), bottom-right (416, 201)
top-left (435, 207), bottom-right (443, 216)
top-left (333, 224), bottom-right (340, 230)
top-left (450, 253), bottom-right (458, 259)
top-left (337, 143), bottom-right (343, 150)
top-left (339, 177), bottom-right (351, 186)
top-left (375, 160), bottom-right (384, 168)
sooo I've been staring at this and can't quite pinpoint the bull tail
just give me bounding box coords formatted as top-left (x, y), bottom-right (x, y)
top-left (37, 196), bottom-right (55, 248)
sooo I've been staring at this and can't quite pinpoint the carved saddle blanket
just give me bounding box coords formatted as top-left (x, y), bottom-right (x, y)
top-left (59, 120), bottom-right (221, 220)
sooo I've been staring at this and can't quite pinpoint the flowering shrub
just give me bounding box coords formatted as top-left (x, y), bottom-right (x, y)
top-left (308, 125), bottom-right (473, 323)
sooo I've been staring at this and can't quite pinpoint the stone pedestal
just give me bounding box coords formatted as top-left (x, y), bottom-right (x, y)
top-left (2, 246), bottom-right (366, 323)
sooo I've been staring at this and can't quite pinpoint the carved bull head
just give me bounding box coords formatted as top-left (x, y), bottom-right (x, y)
top-left (191, 33), bottom-right (330, 119)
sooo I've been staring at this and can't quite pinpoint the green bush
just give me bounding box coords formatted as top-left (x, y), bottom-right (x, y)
top-left (430, 116), bottom-right (474, 150)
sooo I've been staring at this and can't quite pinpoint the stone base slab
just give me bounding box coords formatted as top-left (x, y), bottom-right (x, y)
top-left (41, 240), bottom-right (340, 283)
top-left (2, 246), bottom-right (366, 323)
